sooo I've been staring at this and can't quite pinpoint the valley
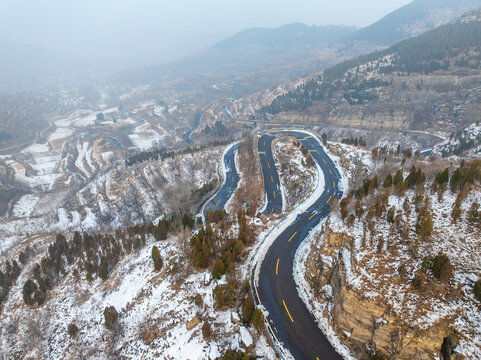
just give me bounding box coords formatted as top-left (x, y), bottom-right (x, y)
top-left (2, 1), bottom-right (481, 360)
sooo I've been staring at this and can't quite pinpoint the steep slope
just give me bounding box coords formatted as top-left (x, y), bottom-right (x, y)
top-left (342, 0), bottom-right (481, 45)
top-left (249, 10), bottom-right (481, 134)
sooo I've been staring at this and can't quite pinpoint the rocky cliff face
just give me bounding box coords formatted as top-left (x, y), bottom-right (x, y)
top-left (305, 227), bottom-right (460, 360)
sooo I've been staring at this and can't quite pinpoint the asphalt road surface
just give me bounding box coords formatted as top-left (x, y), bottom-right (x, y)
top-left (203, 144), bottom-right (239, 218)
top-left (183, 103), bottom-right (213, 145)
top-left (258, 134), bottom-right (283, 215)
top-left (256, 130), bottom-right (344, 360)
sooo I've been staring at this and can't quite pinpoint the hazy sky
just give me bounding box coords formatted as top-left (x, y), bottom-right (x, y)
top-left (0, 0), bottom-right (412, 67)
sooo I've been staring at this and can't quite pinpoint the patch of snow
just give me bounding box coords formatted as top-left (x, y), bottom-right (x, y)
top-left (12, 194), bottom-right (39, 218)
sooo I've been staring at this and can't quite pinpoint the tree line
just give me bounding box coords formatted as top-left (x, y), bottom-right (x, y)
top-left (261, 17), bottom-right (481, 115)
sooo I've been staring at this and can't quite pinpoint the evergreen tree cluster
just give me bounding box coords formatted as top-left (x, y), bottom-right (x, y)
top-left (0, 257), bottom-right (23, 310)
top-left (341, 137), bottom-right (367, 147)
top-left (450, 160), bottom-right (481, 192)
top-left (192, 181), bottom-right (217, 202)
top-left (421, 253), bottom-right (453, 282)
top-left (203, 121), bottom-right (228, 137)
top-left (189, 210), bottom-right (255, 276)
top-left (20, 217), bottom-right (186, 307)
top-left (261, 18), bottom-right (481, 115)
top-left (441, 130), bottom-right (481, 157)
top-left (125, 139), bottom-right (230, 166)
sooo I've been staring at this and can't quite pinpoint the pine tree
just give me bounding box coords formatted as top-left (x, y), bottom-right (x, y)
top-left (393, 169), bottom-right (404, 186)
top-left (23, 279), bottom-right (37, 305)
top-left (474, 280), bottom-right (481, 302)
top-left (242, 295), bottom-right (255, 323)
top-left (152, 245), bottom-right (163, 271)
top-left (212, 259), bottom-right (226, 280)
top-left (251, 308), bottom-right (265, 331)
top-left (436, 168), bottom-right (450, 186)
top-left (202, 319), bottom-right (212, 340)
top-left (104, 306), bottom-right (119, 329)
top-left (432, 253), bottom-right (453, 282)
top-left (417, 203), bottom-right (434, 239)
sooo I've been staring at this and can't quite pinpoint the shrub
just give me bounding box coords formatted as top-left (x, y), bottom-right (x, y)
top-left (393, 169), bottom-right (404, 186)
top-left (23, 279), bottom-right (37, 305)
top-left (222, 350), bottom-right (249, 360)
top-left (412, 274), bottom-right (423, 290)
top-left (468, 201), bottom-right (479, 225)
top-left (213, 285), bottom-right (225, 309)
top-left (194, 293), bottom-right (203, 307)
top-left (416, 204), bottom-right (433, 238)
top-left (68, 323), bottom-right (79, 338)
top-left (202, 319), bottom-right (212, 340)
top-left (371, 353), bottom-right (386, 360)
top-left (473, 280), bottom-right (481, 302)
top-left (241, 295), bottom-right (255, 323)
top-left (211, 259), bottom-right (226, 280)
top-left (436, 168), bottom-right (449, 186)
top-left (151, 245), bottom-right (163, 271)
top-left (432, 254), bottom-right (453, 282)
top-left (250, 308), bottom-right (264, 331)
top-left (387, 207), bottom-right (395, 223)
top-left (133, 237), bottom-right (142, 250)
top-left (104, 306), bottom-right (119, 329)
top-left (182, 213), bottom-right (195, 230)
top-left (451, 200), bottom-right (462, 223)
top-left (383, 173), bottom-right (393, 188)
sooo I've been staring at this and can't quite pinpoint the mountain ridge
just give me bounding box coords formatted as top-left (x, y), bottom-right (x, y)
top-left (342, 0), bottom-right (481, 45)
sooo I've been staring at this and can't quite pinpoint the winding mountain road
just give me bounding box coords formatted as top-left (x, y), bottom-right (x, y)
top-left (203, 144), bottom-right (239, 218)
top-left (183, 103), bottom-right (213, 145)
top-left (254, 130), bottom-right (343, 359)
top-left (258, 134), bottom-right (283, 215)
top-left (207, 126), bottom-right (344, 359)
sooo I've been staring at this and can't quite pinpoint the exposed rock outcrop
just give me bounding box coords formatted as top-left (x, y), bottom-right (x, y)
top-left (305, 227), bottom-right (460, 360)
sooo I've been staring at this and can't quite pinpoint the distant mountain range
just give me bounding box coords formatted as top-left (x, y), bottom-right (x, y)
top-left (4, 0), bottom-right (481, 93)
top-left (257, 9), bottom-right (481, 134)
top-left (342, 0), bottom-right (481, 45)
top-left (214, 23), bottom-right (356, 49)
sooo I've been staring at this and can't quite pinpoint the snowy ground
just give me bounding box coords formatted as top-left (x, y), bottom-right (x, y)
top-left (0, 233), bottom-right (276, 359)
top-left (272, 137), bottom-right (316, 211)
top-left (299, 143), bottom-right (481, 358)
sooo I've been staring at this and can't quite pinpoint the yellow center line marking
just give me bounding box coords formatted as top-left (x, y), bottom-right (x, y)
top-left (271, 176), bottom-right (274, 183)
top-left (216, 200), bottom-right (220, 207)
top-left (267, 162), bottom-right (270, 169)
top-left (228, 188), bottom-right (231, 193)
top-left (327, 195), bottom-right (332, 204)
top-left (308, 212), bottom-right (317, 221)
top-left (288, 232), bottom-right (297, 242)
top-left (273, 191), bottom-right (276, 199)
top-left (329, 169), bottom-right (332, 175)
top-left (232, 176), bottom-right (234, 182)
top-left (276, 258), bottom-right (279, 275)
top-left (323, 159), bottom-right (326, 164)
top-left (317, 358), bottom-right (320, 360)
top-left (283, 300), bottom-right (294, 323)
top-left (333, 181), bottom-right (336, 188)
top-left (270, 208), bottom-right (274, 215)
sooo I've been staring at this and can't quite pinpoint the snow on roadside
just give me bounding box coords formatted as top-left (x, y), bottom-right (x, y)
top-left (250, 130), bottom-right (328, 358)
top-left (294, 223), bottom-right (355, 360)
